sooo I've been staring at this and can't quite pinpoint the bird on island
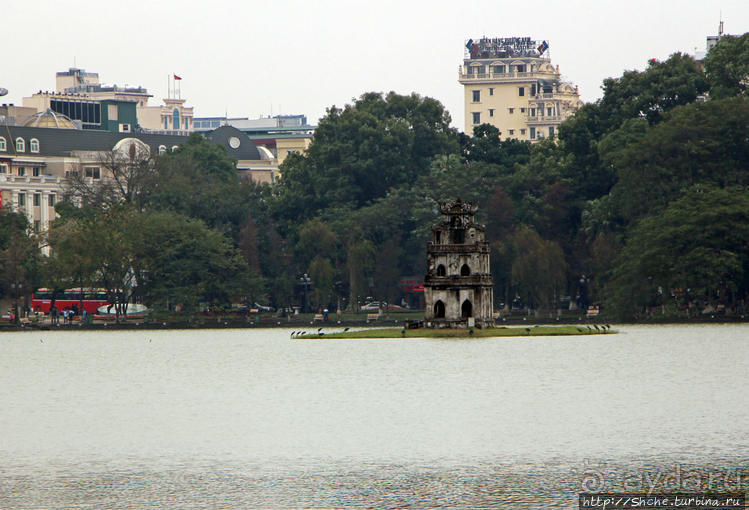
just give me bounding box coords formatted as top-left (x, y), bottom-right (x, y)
top-left (577, 327), bottom-right (583, 333)
top-left (594, 324), bottom-right (600, 331)
top-left (290, 331), bottom-right (296, 338)
top-left (343, 327), bottom-right (350, 332)
top-left (318, 327), bottom-right (323, 332)
top-left (525, 327), bottom-right (531, 334)
top-left (605, 324), bottom-right (611, 330)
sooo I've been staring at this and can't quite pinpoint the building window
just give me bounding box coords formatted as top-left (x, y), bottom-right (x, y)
top-left (33, 167), bottom-right (41, 177)
top-left (34, 220), bottom-right (40, 232)
top-left (0, 163), bottom-right (7, 174)
top-left (18, 167), bottom-right (25, 176)
top-left (489, 109), bottom-right (494, 117)
top-left (158, 145), bottom-right (167, 155)
top-left (164, 117), bottom-right (168, 130)
top-left (472, 112), bottom-right (481, 124)
top-left (508, 108), bottom-right (514, 114)
top-left (472, 90), bottom-right (480, 102)
top-left (520, 108), bottom-right (526, 113)
top-left (520, 129), bottom-right (526, 135)
top-left (30, 139), bottom-right (39, 153)
top-left (18, 193), bottom-right (25, 206)
top-left (508, 129), bottom-right (515, 135)
top-left (530, 127), bottom-right (536, 139)
top-left (65, 170), bottom-right (79, 178)
top-left (85, 167), bottom-right (101, 179)
top-left (518, 87), bottom-right (524, 97)
top-left (549, 126), bottom-right (555, 138)
top-left (493, 65), bottom-right (505, 73)
top-left (15, 138), bottom-right (25, 152)
top-left (173, 108), bottom-right (180, 130)
top-left (489, 87), bottom-right (494, 96)
top-left (0, 137), bottom-right (6, 151)
top-left (530, 108), bottom-right (536, 117)
top-left (547, 107), bottom-right (553, 116)
top-left (516, 64), bottom-right (526, 73)
top-left (49, 194), bottom-right (56, 206)
top-left (171, 145), bottom-right (179, 151)
top-left (34, 193), bottom-right (40, 206)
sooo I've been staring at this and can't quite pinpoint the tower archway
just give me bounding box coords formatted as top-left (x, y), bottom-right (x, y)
top-left (434, 300), bottom-right (446, 318)
top-left (461, 299), bottom-right (473, 318)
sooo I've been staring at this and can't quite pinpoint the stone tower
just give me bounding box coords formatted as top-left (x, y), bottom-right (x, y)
top-left (424, 198), bottom-right (494, 328)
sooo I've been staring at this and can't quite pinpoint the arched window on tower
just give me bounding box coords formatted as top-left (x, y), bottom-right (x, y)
top-left (460, 264), bottom-right (471, 276)
top-left (461, 299), bottom-right (473, 318)
top-left (434, 300), bottom-right (445, 318)
top-left (436, 264), bottom-right (446, 276)
top-left (173, 108), bottom-right (180, 130)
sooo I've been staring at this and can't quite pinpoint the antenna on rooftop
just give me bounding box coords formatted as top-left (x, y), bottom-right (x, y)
top-left (718, 12), bottom-right (724, 37)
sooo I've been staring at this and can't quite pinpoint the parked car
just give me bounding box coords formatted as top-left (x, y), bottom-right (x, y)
top-left (253, 303), bottom-right (276, 312)
top-left (360, 301), bottom-right (383, 311)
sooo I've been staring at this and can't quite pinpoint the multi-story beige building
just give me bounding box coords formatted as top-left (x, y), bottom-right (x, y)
top-left (459, 37), bottom-right (583, 141)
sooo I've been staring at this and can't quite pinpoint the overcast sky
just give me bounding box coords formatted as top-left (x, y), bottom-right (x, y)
top-left (3, 0), bottom-right (747, 130)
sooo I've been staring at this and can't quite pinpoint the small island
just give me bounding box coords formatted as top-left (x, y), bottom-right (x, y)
top-left (296, 325), bottom-right (615, 339)
top-left (295, 199), bottom-right (618, 339)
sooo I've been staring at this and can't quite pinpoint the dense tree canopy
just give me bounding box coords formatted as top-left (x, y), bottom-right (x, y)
top-left (704, 32), bottom-right (749, 99)
top-left (274, 91), bottom-right (459, 222)
top-left (8, 37), bottom-right (748, 320)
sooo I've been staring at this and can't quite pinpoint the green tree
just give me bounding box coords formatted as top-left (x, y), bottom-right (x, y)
top-left (295, 219), bottom-right (338, 271)
top-left (346, 238), bottom-right (376, 309)
top-left (609, 97), bottom-right (749, 220)
top-left (705, 32), bottom-right (749, 99)
top-left (0, 211), bottom-right (41, 321)
top-left (308, 255), bottom-right (335, 310)
top-left (274, 91), bottom-right (458, 221)
top-left (608, 186), bottom-right (749, 319)
top-left (598, 53), bottom-right (709, 129)
top-left (131, 212), bottom-right (261, 311)
top-left (510, 226), bottom-right (567, 314)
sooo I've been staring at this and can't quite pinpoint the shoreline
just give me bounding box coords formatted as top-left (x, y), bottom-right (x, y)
top-left (0, 314), bottom-right (746, 332)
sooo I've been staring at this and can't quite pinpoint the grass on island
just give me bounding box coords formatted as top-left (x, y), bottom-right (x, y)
top-left (295, 325), bottom-right (616, 339)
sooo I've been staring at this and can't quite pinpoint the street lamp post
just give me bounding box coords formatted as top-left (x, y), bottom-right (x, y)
top-left (301, 274), bottom-right (311, 313)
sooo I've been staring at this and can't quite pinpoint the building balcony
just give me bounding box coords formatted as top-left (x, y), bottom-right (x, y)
top-left (424, 274), bottom-right (494, 286)
top-left (427, 242), bottom-right (490, 254)
top-left (0, 174), bottom-right (62, 185)
top-left (458, 69), bottom-right (558, 83)
top-left (525, 114), bottom-right (563, 125)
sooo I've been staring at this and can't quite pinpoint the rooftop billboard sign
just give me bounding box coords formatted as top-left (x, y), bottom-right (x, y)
top-left (465, 37), bottom-right (547, 59)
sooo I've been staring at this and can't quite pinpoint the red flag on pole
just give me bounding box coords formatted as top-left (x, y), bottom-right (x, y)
top-left (174, 74), bottom-right (182, 80)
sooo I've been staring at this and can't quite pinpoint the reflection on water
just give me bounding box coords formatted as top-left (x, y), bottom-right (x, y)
top-left (1, 325), bottom-right (747, 508)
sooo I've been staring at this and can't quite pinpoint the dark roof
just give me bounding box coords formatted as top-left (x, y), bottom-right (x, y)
top-left (206, 125), bottom-right (261, 160)
top-left (0, 125), bottom-right (189, 156)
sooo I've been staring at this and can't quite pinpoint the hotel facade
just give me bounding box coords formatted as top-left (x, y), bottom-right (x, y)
top-left (459, 37), bottom-right (583, 140)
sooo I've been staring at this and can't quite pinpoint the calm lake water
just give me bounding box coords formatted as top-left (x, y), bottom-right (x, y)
top-left (1, 324), bottom-right (748, 508)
